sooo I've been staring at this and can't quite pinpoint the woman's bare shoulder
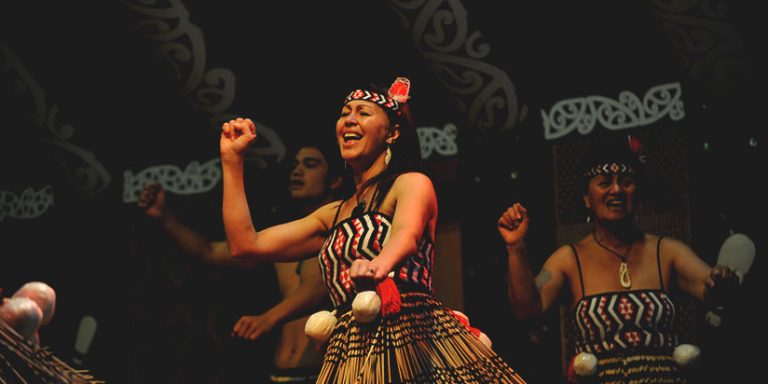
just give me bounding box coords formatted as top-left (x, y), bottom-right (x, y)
top-left (393, 171), bottom-right (434, 187)
top-left (309, 199), bottom-right (345, 230)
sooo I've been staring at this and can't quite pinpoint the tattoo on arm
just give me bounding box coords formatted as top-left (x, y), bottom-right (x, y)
top-left (535, 269), bottom-right (552, 291)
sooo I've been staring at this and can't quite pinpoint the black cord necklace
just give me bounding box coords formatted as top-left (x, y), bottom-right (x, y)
top-left (592, 231), bottom-right (633, 289)
top-left (352, 184), bottom-right (373, 217)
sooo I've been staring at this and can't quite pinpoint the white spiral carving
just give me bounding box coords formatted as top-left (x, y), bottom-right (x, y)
top-left (648, 0), bottom-right (749, 88)
top-left (390, 0), bottom-right (523, 132)
top-left (122, 0), bottom-right (235, 115)
top-left (0, 40), bottom-right (111, 196)
top-left (541, 82), bottom-right (685, 140)
top-left (122, 158), bottom-right (221, 203)
top-left (122, 0), bottom-right (285, 167)
top-left (0, 186), bottom-right (54, 221)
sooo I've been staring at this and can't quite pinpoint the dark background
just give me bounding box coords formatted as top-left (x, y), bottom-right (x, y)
top-left (1, 1), bottom-right (763, 382)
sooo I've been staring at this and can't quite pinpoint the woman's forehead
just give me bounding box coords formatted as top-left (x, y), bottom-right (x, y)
top-left (344, 99), bottom-right (383, 111)
top-left (590, 172), bottom-right (635, 180)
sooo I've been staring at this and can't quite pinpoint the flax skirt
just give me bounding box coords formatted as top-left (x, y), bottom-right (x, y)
top-left (317, 292), bottom-right (526, 384)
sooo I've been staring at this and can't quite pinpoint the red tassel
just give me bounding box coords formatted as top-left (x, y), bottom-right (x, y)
top-left (375, 277), bottom-right (401, 318)
top-left (567, 355), bottom-right (577, 384)
top-left (468, 326), bottom-right (482, 338)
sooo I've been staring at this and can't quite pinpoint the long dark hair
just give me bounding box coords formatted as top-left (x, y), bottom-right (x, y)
top-left (349, 83), bottom-right (421, 210)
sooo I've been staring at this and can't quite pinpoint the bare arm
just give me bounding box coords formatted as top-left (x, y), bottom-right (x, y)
top-left (350, 173), bottom-right (437, 283)
top-left (232, 260), bottom-right (328, 340)
top-left (159, 215), bottom-right (255, 267)
top-left (220, 118), bottom-right (330, 262)
top-left (500, 204), bottom-right (567, 318)
top-left (138, 183), bottom-right (256, 267)
top-left (505, 241), bottom-right (541, 318)
top-left (667, 237), bottom-right (738, 304)
top-left (270, 260), bottom-right (328, 321)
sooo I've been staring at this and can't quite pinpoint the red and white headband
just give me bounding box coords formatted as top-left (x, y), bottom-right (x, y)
top-left (344, 77), bottom-right (411, 113)
top-left (583, 162), bottom-right (636, 178)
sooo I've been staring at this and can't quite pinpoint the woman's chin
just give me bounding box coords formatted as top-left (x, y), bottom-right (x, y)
top-left (340, 151), bottom-right (367, 166)
top-left (602, 216), bottom-right (636, 228)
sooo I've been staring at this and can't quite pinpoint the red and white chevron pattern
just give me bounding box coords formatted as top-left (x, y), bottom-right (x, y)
top-left (318, 212), bottom-right (434, 308)
top-left (345, 89), bottom-right (401, 112)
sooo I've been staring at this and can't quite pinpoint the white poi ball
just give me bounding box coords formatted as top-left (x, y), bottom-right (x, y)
top-left (573, 352), bottom-right (598, 377)
top-left (352, 291), bottom-right (381, 323)
top-left (13, 281), bottom-right (56, 325)
top-left (478, 331), bottom-right (493, 349)
top-left (0, 297), bottom-right (43, 342)
top-left (717, 233), bottom-right (756, 284)
top-left (304, 310), bottom-right (337, 342)
top-left (673, 344), bottom-right (701, 367)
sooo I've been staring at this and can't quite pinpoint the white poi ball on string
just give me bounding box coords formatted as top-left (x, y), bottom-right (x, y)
top-left (0, 296), bottom-right (43, 342)
top-left (304, 310), bottom-right (337, 342)
top-left (673, 344), bottom-right (701, 367)
top-left (717, 233), bottom-right (756, 284)
top-left (478, 331), bottom-right (493, 349)
top-left (352, 290), bottom-right (381, 323)
top-left (13, 281), bottom-right (56, 325)
top-left (573, 352), bottom-right (598, 377)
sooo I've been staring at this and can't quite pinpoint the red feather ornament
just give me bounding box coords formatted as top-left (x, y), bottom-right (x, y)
top-left (387, 77), bottom-right (411, 104)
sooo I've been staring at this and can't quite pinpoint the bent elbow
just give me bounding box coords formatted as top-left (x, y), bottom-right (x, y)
top-left (228, 243), bottom-right (272, 263)
top-left (227, 244), bottom-right (249, 259)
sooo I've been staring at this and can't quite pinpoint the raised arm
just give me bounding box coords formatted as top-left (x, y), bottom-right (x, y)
top-left (499, 203), bottom-right (567, 318)
top-left (138, 183), bottom-right (256, 267)
top-left (220, 118), bottom-right (331, 262)
top-left (666, 237), bottom-right (738, 304)
top-left (351, 173), bottom-right (437, 283)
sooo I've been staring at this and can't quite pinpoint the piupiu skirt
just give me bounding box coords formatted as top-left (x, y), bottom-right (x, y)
top-left (317, 291), bottom-right (526, 384)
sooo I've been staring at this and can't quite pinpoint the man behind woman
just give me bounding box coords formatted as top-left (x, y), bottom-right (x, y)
top-left (138, 139), bottom-right (343, 383)
top-left (218, 77), bottom-right (527, 383)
